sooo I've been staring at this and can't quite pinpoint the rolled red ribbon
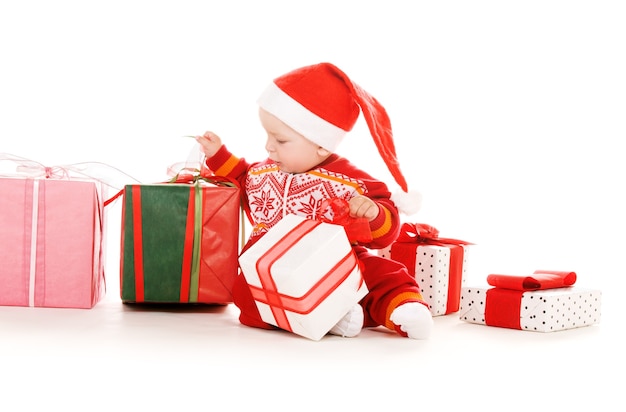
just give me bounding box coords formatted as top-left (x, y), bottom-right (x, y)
top-left (487, 270), bottom-right (577, 291)
top-left (395, 223), bottom-right (440, 243)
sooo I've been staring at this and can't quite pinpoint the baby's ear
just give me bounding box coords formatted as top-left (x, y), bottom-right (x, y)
top-left (317, 146), bottom-right (331, 157)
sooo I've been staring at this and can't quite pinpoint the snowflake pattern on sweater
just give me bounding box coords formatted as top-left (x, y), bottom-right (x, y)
top-left (246, 163), bottom-right (366, 238)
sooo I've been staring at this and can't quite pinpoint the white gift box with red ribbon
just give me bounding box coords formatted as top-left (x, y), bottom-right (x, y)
top-left (238, 214), bottom-right (368, 341)
top-left (459, 271), bottom-right (602, 332)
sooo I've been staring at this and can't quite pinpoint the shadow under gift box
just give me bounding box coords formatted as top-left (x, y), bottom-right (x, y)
top-left (0, 177), bottom-right (105, 309)
top-left (238, 214), bottom-right (368, 341)
top-left (119, 182), bottom-right (240, 305)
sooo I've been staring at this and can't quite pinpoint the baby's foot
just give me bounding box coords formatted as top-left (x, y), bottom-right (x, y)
top-left (390, 302), bottom-right (433, 339)
top-left (328, 304), bottom-right (364, 338)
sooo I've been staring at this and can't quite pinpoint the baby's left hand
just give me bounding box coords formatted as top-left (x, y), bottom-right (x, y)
top-left (349, 195), bottom-right (379, 221)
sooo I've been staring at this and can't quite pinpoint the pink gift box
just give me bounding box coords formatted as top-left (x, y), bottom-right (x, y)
top-left (238, 214), bottom-right (368, 341)
top-left (0, 177), bottom-right (106, 308)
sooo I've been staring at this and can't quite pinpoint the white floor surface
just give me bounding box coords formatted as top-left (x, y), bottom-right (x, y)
top-left (1, 270), bottom-right (619, 412)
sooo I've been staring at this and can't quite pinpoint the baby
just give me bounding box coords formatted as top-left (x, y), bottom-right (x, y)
top-left (196, 62), bottom-right (433, 339)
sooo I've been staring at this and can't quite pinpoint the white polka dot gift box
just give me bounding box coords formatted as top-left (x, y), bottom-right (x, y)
top-left (238, 213), bottom-right (368, 341)
top-left (379, 223), bottom-right (473, 316)
top-left (459, 270), bottom-right (601, 332)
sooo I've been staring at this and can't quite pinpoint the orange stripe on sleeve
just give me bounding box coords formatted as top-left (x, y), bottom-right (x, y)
top-left (370, 206), bottom-right (392, 240)
top-left (213, 155), bottom-right (240, 177)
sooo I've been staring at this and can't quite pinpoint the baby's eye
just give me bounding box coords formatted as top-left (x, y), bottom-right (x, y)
top-left (269, 133), bottom-right (286, 144)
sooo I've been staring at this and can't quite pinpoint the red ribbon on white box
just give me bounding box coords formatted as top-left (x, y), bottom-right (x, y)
top-left (247, 218), bottom-right (361, 333)
top-left (486, 270), bottom-right (577, 291)
top-left (484, 270), bottom-right (578, 329)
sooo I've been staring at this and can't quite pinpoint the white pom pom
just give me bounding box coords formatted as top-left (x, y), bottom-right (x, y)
top-left (391, 189), bottom-right (422, 216)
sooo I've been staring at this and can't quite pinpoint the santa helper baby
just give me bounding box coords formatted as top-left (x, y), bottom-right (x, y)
top-left (195, 62), bottom-right (432, 339)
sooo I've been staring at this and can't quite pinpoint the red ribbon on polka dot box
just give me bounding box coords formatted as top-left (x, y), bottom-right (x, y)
top-left (459, 270), bottom-right (602, 332)
top-left (378, 223), bottom-right (473, 316)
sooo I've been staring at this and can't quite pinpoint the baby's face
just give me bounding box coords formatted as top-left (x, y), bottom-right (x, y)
top-left (259, 108), bottom-right (330, 174)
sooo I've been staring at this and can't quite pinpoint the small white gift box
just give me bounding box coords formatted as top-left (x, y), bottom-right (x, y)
top-left (459, 285), bottom-right (602, 332)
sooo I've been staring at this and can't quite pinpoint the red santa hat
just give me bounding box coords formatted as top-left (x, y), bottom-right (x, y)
top-left (257, 62), bottom-right (420, 215)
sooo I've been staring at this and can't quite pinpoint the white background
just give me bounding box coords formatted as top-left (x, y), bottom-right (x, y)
top-left (1, 1), bottom-right (624, 411)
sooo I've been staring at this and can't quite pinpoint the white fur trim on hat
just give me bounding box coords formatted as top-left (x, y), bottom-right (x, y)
top-left (257, 82), bottom-right (347, 152)
top-left (391, 189), bottom-right (422, 216)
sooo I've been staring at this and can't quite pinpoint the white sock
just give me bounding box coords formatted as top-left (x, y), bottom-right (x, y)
top-left (328, 304), bottom-right (364, 338)
top-left (390, 302), bottom-right (433, 339)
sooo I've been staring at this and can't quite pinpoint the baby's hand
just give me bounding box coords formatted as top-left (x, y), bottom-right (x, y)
top-left (349, 195), bottom-right (379, 221)
top-left (195, 131), bottom-right (223, 158)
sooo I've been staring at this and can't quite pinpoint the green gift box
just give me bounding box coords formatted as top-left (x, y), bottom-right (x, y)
top-left (120, 181), bottom-right (240, 304)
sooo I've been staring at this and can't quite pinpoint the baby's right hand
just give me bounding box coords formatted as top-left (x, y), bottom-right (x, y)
top-left (195, 131), bottom-right (223, 158)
